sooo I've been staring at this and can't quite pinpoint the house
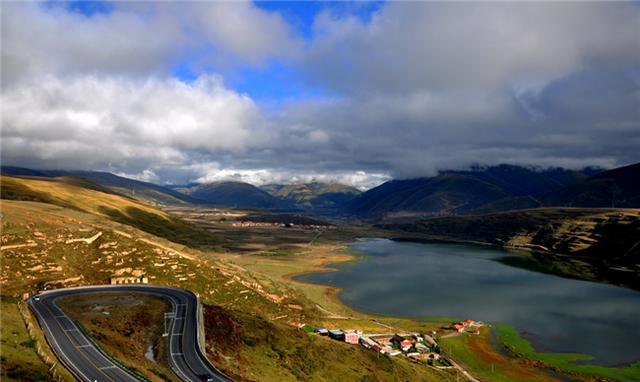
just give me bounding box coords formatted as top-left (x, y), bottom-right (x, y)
top-left (328, 329), bottom-right (345, 341)
top-left (415, 343), bottom-right (430, 352)
top-left (463, 319), bottom-right (475, 327)
top-left (400, 340), bottom-right (413, 351)
top-left (411, 333), bottom-right (424, 342)
top-left (344, 330), bottom-right (359, 344)
top-left (314, 327), bottom-right (329, 335)
top-left (110, 276), bottom-right (148, 285)
top-left (451, 323), bottom-right (465, 332)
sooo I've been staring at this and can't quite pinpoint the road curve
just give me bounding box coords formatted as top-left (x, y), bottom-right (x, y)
top-left (28, 285), bottom-right (234, 382)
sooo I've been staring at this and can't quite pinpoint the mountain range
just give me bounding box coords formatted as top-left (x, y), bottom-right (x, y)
top-left (3, 163), bottom-right (638, 217)
top-left (346, 164), bottom-right (639, 220)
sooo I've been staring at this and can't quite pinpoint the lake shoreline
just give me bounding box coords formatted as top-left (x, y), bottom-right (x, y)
top-left (287, 238), bottom-right (640, 382)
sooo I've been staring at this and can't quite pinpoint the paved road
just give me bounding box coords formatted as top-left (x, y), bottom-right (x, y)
top-left (28, 285), bottom-right (234, 382)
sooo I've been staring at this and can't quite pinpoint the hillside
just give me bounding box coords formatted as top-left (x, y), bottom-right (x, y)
top-left (1, 166), bottom-right (196, 206)
top-left (0, 175), bottom-right (222, 249)
top-left (382, 208), bottom-right (640, 264)
top-left (543, 162), bottom-right (640, 208)
top-left (0, 176), bottom-right (453, 382)
top-left (347, 165), bottom-right (595, 219)
top-left (261, 182), bottom-right (361, 208)
top-left (176, 181), bottom-right (290, 209)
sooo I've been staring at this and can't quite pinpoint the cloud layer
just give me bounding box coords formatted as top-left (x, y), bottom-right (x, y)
top-left (2, 1), bottom-right (639, 188)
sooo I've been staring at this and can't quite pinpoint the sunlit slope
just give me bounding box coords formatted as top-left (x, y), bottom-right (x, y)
top-left (1, 175), bottom-right (221, 248)
top-left (383, 207), bottom-right (640, 262)
top-left (1, 166), bottom-right (197, 206)
top-left (2, 175), bottom-right (164, 216)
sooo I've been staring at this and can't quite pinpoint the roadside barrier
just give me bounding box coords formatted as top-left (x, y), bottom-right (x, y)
top-left (17, 300), bottom-right (72, 382)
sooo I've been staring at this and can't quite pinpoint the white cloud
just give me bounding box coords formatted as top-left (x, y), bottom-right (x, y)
top-left (116, 169), bottom-right (159, 183)
top-left (1, 74), bottom-right (261, 169)
top-left (182, 2), bottom-right (302, 65)
top-left (193, 166), bottom-right (389, 190)
top-left (1, 1), bottom-right (301, 86)
top-left (1, 2), bottom-right (182, 86)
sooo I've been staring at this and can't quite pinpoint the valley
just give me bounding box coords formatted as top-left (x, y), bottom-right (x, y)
top-left (1, 163), bottom-right (639, 382)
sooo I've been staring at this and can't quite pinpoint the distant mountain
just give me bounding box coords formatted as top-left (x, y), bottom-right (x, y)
top-left (1, 166), bottom-right (197, 206)
top-left (261, 182), bottom-right (361, 208)
top-left (346, 165), bottom-right (598, 219)
top-left (346, 165), bottom-right (593, 218)
top-left (474, 163), bottom-right (640, 213)
top-left (176, 181), bottom-right (290, 209)
top-left (543, 162), bottom-right (640, 208)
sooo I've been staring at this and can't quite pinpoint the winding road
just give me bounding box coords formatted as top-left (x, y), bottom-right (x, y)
top-left (28, 285), bottom-right (234, 382)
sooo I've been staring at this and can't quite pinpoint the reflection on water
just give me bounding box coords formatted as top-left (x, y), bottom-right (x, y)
top-left (296, 238), bottom-right (640, 366)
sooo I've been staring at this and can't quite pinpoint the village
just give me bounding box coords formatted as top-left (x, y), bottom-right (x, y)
top-left (230, 221), bottom-right (335, 230)
top-left (290, 318), bottom-right (485, 368)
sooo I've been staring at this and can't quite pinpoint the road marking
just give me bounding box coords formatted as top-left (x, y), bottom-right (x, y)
top-left (33, 286), bottom-right (234, 382)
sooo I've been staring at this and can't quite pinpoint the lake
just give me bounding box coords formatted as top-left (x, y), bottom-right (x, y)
top-left (295, 238), bottom-right (640, 366)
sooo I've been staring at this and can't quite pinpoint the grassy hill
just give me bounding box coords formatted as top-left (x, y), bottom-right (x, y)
top-left (1, 166), bottom-right (197, 206)
top-left (1, 175), bottom-right (222, 249)
top-left (381, 208), bottom-right (640, 263)
top-left (176, 181), bottom-right (291, 209)
top-left (261, 182), bottom-right (361, 208)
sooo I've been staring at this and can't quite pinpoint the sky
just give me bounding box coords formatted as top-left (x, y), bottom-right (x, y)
top-left (1, 1), bottom-right (639, 189)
